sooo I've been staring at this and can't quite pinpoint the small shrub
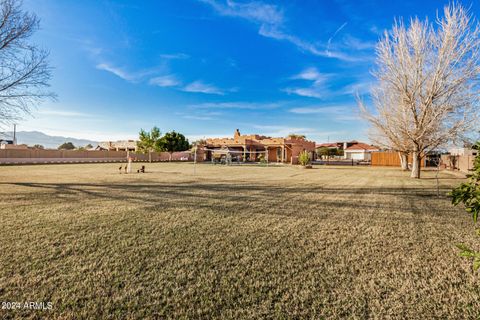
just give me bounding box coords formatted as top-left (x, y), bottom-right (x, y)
top-left (298, 150), bottom-right (310, 166)
top-left (258, 154), bottom-right (267, 164)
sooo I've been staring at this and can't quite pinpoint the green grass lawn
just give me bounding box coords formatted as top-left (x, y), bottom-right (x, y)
top-left (0, 163), bottom-right (479, 319)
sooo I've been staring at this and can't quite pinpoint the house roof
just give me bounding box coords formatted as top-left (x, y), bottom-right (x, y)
top-left (316, 143), bottom-right (338, 148)
top-left (97, 140), bottom-right (137, 150)
top-left (345, 142), bottom-right (379, 151)
top-left (205, 129), bottom-right (316, 150)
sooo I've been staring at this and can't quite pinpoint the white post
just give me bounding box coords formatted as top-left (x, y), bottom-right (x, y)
top-left (127, 155), bottom-right (132, 174)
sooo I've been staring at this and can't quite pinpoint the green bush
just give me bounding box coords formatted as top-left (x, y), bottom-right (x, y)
top-left (258, 154), bottom-right (267, 164)
top-left (298, 150), bottom-right (310, 166)
top-left (451, 142), bottom-right (480, 270)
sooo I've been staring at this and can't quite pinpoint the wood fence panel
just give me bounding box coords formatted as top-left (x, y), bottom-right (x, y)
top-left (371, 152), bottom-right (425, 167)
top-left (371, 152), bottom-right (400, 166)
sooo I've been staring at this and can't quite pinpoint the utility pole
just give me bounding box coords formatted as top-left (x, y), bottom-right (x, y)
top-left (13, 124), bottom-right (16, 145)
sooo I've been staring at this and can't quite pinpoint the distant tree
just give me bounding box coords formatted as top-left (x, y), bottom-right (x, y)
top-left (316, 147), bottom-right (330, 158)
top-left (32, 144), bottom-right (43, 149)
top-left (288, 134), bottom-right (306, 140)
top-left (157, 131), bottom-right (190, 161)
top-left (191, 139), bottom-right (206, 148)
top-left (85, 143), bottom-right (93, 149)
top-left (317, 147), bottom-right (342, 159)
top-left (0, 0), bottom-right (54, 126)
top-left (58, 142), bottom-right (75, 150)
top-left (137, 126), bottom-right (161, 162)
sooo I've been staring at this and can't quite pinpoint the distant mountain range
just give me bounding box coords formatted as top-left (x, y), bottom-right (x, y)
top-left (1, 131), bottom-right (98, 149)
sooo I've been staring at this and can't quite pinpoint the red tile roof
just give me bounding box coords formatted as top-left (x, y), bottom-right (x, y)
top-left (316, 143), bottom-right (338, 148)
top-left (345, 143), bottom-right (379, 151)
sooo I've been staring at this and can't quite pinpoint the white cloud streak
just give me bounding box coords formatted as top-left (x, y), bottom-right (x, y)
top-left (182, 81), bottom-right (225, 95)
top-left (149, 75), bottom-right (181, 87)
top-left (160, 53), bottom-right (190, 59)
top-left (37, 109), bottom-right (92, 118)
top-left (327, 22), bottom-right (348, 53)
top-left (96, 63), bottom-right (136, 82)
top-left (289, 105), bottom-right (349, 114)
top-left (288, 105), bottom-right (360, 122)
top-left (284, 67), bottom-right (331, 98)
top-left (189, 101), bottom-right (282, 109)
top-left (199, 0), bottom-right (363, 61)
top-left (251, 124), bottom-right (345, 140)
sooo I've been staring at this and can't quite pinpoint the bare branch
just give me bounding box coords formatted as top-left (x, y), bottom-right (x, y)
top-left (360, 3), bottom-right (480, 178)
top-left (0, 0), bottom-right (54, 127)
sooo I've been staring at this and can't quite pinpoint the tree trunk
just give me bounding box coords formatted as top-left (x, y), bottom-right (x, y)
top-left (410, 151), bottom-right (421, 179)
top-left (169, 152), bottom-right (172, 162)
top-left (149, 151), bottom-right (152, 163)
top-left (399, 152), bottom-right (409, 171)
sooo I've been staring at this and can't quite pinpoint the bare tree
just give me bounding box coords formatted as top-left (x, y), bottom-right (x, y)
top-left (359, 89), bottom-right (412, 171)
top-left (0, 0), bottom-right (53, 126)
top-left (360, 3), bottom-right (480, 178)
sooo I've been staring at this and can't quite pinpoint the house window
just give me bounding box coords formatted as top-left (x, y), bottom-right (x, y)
top-left (277, 147), bottom-right (282, 160)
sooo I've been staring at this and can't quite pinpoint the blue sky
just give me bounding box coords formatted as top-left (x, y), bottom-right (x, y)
top-left (18, 0), bottom-right (479, 142)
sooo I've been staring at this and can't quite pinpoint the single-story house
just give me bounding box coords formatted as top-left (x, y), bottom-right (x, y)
top-left (96, 140), bottom-right (138, 152)
top-left (202, 129), bottom-right (316, 164)
top-left (448, 147), bottom-right (478, 157)
top-left (343, 142), bottom-right (380, 161)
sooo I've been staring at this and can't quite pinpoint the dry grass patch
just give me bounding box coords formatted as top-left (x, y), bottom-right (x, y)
top-left (0, 163), bottom-right (479, 319)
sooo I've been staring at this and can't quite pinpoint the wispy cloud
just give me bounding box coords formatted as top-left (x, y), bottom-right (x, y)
top-left (291, 67), bottom-right (328, 82)
top-left (327, 22), bottom-right (348, 53)
top-left (96, 61), bottom-right (168, 84)
top-left (177, 110), bottom-right (222, 121)
top-left (160, 53), bottom-right (190, 60)
top-left (283, 87), bottom-right (325, 99)
top-left (289, 105), bottom-right (360, 121)
top-left (147, 76), bottom-right (230, 96)
top-left (199, 0), bottom-right (284, 25)
top-left (37, 109), bottom-right (92, 118)
top-left (78, 38), bottom-right (104, 57)
top-left (341, 81), bottom-right (373, 96)
top-left (342, 35), bottom-right (376, 51)
top-left (252, 124), bottom-right (315, 135)
top-left (149, 75), bottom-right (181, 87)
top-left (199, 0), bottom-right (364, 62)
top-left (284, 67), bottom-right (331, 98)
top-left (369, 25), bottom-right (384, 36)
top-left (325, 31), bottom-right (375, 61)
top-left (289, 105), bottom-right (349, 114)
top-left (189, 101), bottom-right (282, 110)
top-left (182, 80), bottom-right (225, 95)
top-left (96, 63), bottom-right (136, 82)
top-left (251, 124), bottom-right (344, 140)
top-left (285, 68), bottom-right (374, 99)
top-left (183, 115), bottom-right (216, 121)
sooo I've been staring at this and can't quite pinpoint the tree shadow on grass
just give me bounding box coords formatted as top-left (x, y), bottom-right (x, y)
top-left (0, 181), bottom-right (459, 221)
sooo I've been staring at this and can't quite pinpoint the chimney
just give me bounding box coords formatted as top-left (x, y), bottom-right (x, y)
top-left (234, 129), bottom-right (241, 139)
